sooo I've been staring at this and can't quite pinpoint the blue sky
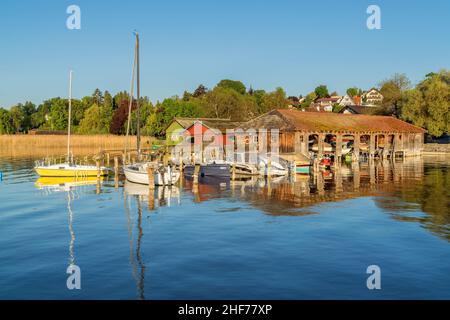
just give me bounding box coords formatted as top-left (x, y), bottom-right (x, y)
top-left (0, 0), bottom-right (449, 108)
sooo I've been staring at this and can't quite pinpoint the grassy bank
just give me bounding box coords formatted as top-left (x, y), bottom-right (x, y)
top-left (0, 134), bottom-right (156, 158)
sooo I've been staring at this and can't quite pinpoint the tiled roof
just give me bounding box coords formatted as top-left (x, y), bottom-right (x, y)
top-left (244, 109), bottom-right (426, 133)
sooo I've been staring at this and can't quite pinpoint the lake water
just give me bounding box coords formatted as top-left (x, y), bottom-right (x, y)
top-left (0, 155), bottom-right (449, 299)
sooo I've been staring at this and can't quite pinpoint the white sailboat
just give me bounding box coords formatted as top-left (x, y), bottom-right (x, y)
top-left (121, 32), bottom-right (180, 186)
top-left (34, 71), bottom-right (109, 177)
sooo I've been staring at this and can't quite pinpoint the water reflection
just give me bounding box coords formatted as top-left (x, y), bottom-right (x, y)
top-left (27, 155), bottom-right (449, 299)
top-left (34, 177), bottom-right (102, 274)
top-left (181, 156), bottom-right (449, 241)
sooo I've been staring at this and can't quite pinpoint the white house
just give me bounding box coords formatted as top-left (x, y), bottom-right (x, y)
top-left (337, 94), bottom-right (355, 107)
top-left (362, 88), bottom-right (383, 106)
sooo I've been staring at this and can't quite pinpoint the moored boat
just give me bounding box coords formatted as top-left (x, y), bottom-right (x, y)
top-left (34, 71), bottom-right (109, 178)
top-left (257, 156), bottom-right (289, 176)
top-left (123, 163), bottom-right (180, 186)
top-left (34, 162), bottom-right (109, 177)
top-left (184, 163), bottom-right (231, 178)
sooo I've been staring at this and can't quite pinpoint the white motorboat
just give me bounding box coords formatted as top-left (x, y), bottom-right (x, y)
top-left (123, 163), bottom-right (180, 186)
top-left (257, 156), bottom-right (289, 176)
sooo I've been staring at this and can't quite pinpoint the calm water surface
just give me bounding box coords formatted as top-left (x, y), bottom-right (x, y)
top-left (0, 155), bottom-right (449, 299)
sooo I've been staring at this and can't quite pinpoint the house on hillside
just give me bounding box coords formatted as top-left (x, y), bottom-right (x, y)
top-left (315, 97), bottom-right (340, 107)
top-left (362, 88), bottom-right (383, 106)
top-left (337, 94), bottom-right (355, 107)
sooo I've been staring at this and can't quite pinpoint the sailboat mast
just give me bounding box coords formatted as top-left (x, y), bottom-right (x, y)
top-left (135, 32), bottom-right (141, 158)
top-left (67, 70), bottom-right (73, 163)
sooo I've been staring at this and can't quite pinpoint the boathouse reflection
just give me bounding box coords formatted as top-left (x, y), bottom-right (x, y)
top-left (182, 157), bottom-right (449, 241)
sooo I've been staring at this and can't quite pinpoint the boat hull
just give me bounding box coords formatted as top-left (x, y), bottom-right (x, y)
top-left (123, 166), bottom-right (180, 186)
top-left (184, 164), bottom-right (231, 178)
top-left (35, 167), bottom-right (109, 177)
top-left (296, 165), bottom-right (310, 174)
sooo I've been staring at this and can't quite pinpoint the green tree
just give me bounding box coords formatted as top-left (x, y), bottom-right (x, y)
top-left (0, 108), bottom-right (14, 134)
top-left (100, 91), bottom-right (114, 133)
top-left (346, 87), bottom-right (362, 97)
top-left (78, 103), bottom-right (102, 134)
top-left (201, 86), bottom-right (258, 121)
top-left (380, 73), bottom-right (411, 116)
top-left (252, 89), bottom-right (266, 114)
top-left (401, 71), bottom-right (450, 137)
top-left (92, 88), bottom-right (104, 106)
top-left (144, 98), bottom-right (201, 137)
top-left (9, 106), bottom-right (24, 133)
top-left (48, 99), bottom-right (68, 130)
top-left (260, 87), bottom-right (287, 113)
top-left (300, 92), bottom-right (317, 109)
top-left (216, 79), bottom-right (246, 95)
top-left (314, 85), bottom-right (329, 98)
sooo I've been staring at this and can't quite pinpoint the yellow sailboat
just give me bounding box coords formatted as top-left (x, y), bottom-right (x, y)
top-left (34, 71), bottom-right (109, 177)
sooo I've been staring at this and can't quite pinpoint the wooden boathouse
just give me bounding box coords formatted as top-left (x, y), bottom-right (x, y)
top-left (242, 109), bottom-right (426, 160)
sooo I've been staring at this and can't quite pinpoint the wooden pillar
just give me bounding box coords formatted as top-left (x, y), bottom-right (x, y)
top-left (294, 131), bottom-right (302, 155)
top-left (148, 189), bottom-right (155, 211)
top-left (96, 160), bottom-right (101, 179)
top-left (369, 134), bottom-right (376, 158)
top-left (96, 160), bottom-right (101, 194)
top-left (317, 133), bottom-right (325, 159)
top-left (147, 165), bottom-right (155, 190)
top-left (301, 133), bottom-right (308, 156)
top-left (352, 160), bottom-right (360, 190)
top-left (193, 164), bottom-right (200, 185)
top-left (385, 134), bottom-right (392, 159)
top-left (353, 133), bottom-right (360, 162)
top-left (335, 133), bottom-right (343, 161)
top-left (114, 156), bottom-right (119, 189)
top-left (369, 158), bottom-right (375, 185)
top-left (334, 164), bottom-right (343, 193)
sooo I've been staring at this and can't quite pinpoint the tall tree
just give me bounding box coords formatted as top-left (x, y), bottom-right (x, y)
top-left (192, 84), bottom-right (208, 98)
top-left (78, 103), bottom-right (102, 134)
top-left (380, 73), bottom-right (411, 116)
top-left (314, 85), bottom-right (329, 98)
top-left (92, 88), bottom-right (104, 106)
top-left (0, 108), bottom-right (14, 134)
top-left (201, 86), bottom-right (257, 121)
top-left (346, 87), bottom-right (362, 97)
top-left (401, 71), bottom-right (449, 137)
top-left (9, 105), bottom-right (24, 133)
top-left (260, 87), bottom-right (288, 113)
top-left (216, 80), bottom-right (246, 95)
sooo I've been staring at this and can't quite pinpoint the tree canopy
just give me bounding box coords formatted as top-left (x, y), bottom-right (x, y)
top-left (0, 73), bottom-right (447, 137)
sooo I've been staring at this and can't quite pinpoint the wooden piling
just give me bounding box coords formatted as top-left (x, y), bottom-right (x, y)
top-left (114, 156), bottom-right (119, 189)
top-left (147, 165), bottom-right (155, 190)
top-left (193, 164), bottom-right (200, 185)
top-left (96, 160), bottom-right (101, 179)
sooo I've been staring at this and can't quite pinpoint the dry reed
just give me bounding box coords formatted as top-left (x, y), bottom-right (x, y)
top-left (0, 134), bottom-right (156, 158)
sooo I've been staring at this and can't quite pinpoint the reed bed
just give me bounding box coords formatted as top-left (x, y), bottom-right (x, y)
top-left (0, 134), bottom-right (156, 158)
